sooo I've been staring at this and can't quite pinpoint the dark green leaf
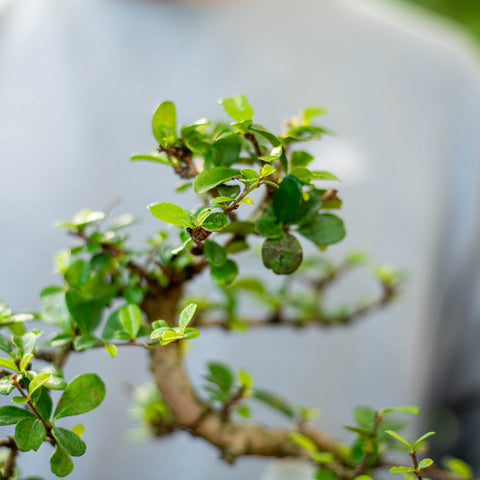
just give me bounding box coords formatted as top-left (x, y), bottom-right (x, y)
top-left (64, 260), bottom-right (91, 288)
top-left (255, 216), bottom-right (283, 239)
top-left (219, 95), bottom-right (253, 123)
top-left (53, 373), bottom-right (106, 420)
top-left (148, 202), bottom-right (196, 228)
top-left (123, 285), bottom-right (144, 305)
top-left (101, 309), bottom-right (130, 342)
top-left (217, 184), bottom-right (241, 199)
top-left (50, 445), bottom-right (74, 477)
top-left (297, 213), bottom-right (346, 246)
top-left (193, 167), bottom-right (240, 195)
top-left (32, 388), bottom-right (53, 421)
top-left (273, 176), bottom-right (302, 222)
top-left (203, 240), bottom-right (227, 267)
top-left (315, 468), bottom-right (337, 480)
top-left (152, 101), bottom-right (176, 146)
top-left (14, 417), bottom-right (46, 451)
top-left (210, 259), bottom-right (238, 286)
top-left (262, 233), bottom-right (303, 275)
top-left (206, 135), bottom-right (242, 167)
top-left (205, 362), bottom-right (233, 394)
top-left (52, 427), bottom-right (86, 457)
top-left (65, 290), bottom-right (102, 336)
top-left (0, 406), bottom-right (35, 425)
top-left (0, 334), bottom-right (13, 356)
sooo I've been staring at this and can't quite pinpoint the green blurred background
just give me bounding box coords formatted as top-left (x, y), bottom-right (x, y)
top-left (404, 0), bottom-right (480, 43)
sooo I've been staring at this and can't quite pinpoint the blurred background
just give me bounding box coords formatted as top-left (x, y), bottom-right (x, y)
top-left (1, 0), bottom-right (480, 478)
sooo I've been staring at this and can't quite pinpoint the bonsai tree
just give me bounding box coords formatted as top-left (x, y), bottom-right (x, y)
top-left (0, 96), bottom-right (474, 480)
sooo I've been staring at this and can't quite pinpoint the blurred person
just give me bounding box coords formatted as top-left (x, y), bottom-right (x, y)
top-left (0, 0), bottom-right (480, 478)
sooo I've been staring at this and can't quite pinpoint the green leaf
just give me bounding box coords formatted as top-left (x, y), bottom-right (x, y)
top-left (148, 202), bottom-right (196, 228)
top-left (119, 304), bottom-right (142, 339)
top-left (297, 213), bottom-right (346, 246)
top-left (238, 369), bottom-right (253, 389)
top-left (353, 406), bottom-right (376, 430)
top-left (11, 396), bottom-right (28, 404)
top-left (302, 107), bottom-right (327, 124)
top-left (201, 212), bottom-right (229, 232)
top-left (55, 209), bottom-right (105, 230)
top-left (385, 430), bottom-right (412, 450)
top-left (381, 406), bottom-right (420, 416)
top-left (219, 95), bottom-right (254, 123)
top-left (0, 377), bottom-right (15, 395)
top-left (203, 240), bottom-right (227, 267)
top-left (0, 357), bottom-right (20, 373)
top-left (152, 101), bottom-right (176, 146)
top-left (311, 171), bottom-right (339, 181)
top-left (313, 452), bottom-right (334, 464)
top-left (53, 373), bottom-right (106, 420)
top-left (123, 285), bottom-right (144, 305)
top-left (413, 431), bottom-right (436, 451)
top-left (52, 427), bottom-right (86, 457)
top-left (130, 153), bottom-right (173, 166)
top-left (65, 290), bottom-right (102, 335)
top-left (73, 335), bottom-right (102, 351)
top-left (389, 467), bottom-right (416, 473)
top-left (32, 387), bottom-right (53, 421)
top-left (13, 332), bottom-right (38, 357)
top-left (28, 373), bottom-right (52, 396)
top-left (254, 216), bottom-right (283, 239)
top-left (205, 362), bottom-right (234, 395)
top-left (290, 151), bottom-right (314, 169)
top-left (104, 344), bottom-right (118, 358)
top-left (418, 458), bottom-right (434, 469)
top-left (14, 417), bottom-right (46, 451)
top-left (193, 167), bottom-right (240, 195)
top-left (179, 304), bottom-right (197, 333)
top-left (272, 176), bottom-right (302, 222)
top-left (102, 309), bottom-right (130, 342)
top-left (181, 328), bottom-right (200, 340)
top-left (289, 432), bottom-right (317, 455)
top-left (43, 375), bottom-right (67, 391)
top-left (50, 445), bottom-right (74, 477)
top-left (206, 135), bottom-right (243, 167)
top-left (210, 259), bottom-right (239, 286)
top-left (443, 457), bottom-right (473, 478)
top-left (253, 389), bottom-right (295, 419)
top-left (262, 233), bottom-right (303, 275)
top-left (249, 124), bottom-right (281, 147)
top-left (0, 334), bottom-right (13, 356)
top-left (315, 467), bottom-right (337, 480)
top-left (64, 259), bottom-right (91, 288)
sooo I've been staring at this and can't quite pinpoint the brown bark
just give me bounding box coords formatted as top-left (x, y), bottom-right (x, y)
top-left (144, 286), bottom-right (349, 472)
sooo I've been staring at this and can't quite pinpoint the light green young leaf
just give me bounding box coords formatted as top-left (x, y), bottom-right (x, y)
top-left (381, 406), bottom-right (420, 416)
top-left (20, 353), bottom-right (33, 372)
top-left (28, 373), bottom-right (52, 396)
top-left (0, 357), bottom-right (20, 373)
top-left (385, 430), bottom-right (412, 450)
top-left (443, 457), bottom-right (473, 479)
top-left (418, 458), bottom-right (434, 469)
top-left (130, 153), bottom-right (173, 166)
top-left (219, 95), bottom-right (254, 123)
top-left (389, 467), bottom-right (416, 473)
top-left (148, 202), bottom-right (196, 228)
top-left (289, 432), bottom-right (318, 456)
top-left (179, 304), bottom-right (197, 333)
top-left (104, 344), bottom-right (118, 358)
top-left (412, 431), bottom-right (436, 451)
top-left (238, 369), bottom-right (253, 389)
top-left (152, 101), bottom-right (176, 146)
top-left (119, 304), bottom-right (143, 339)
